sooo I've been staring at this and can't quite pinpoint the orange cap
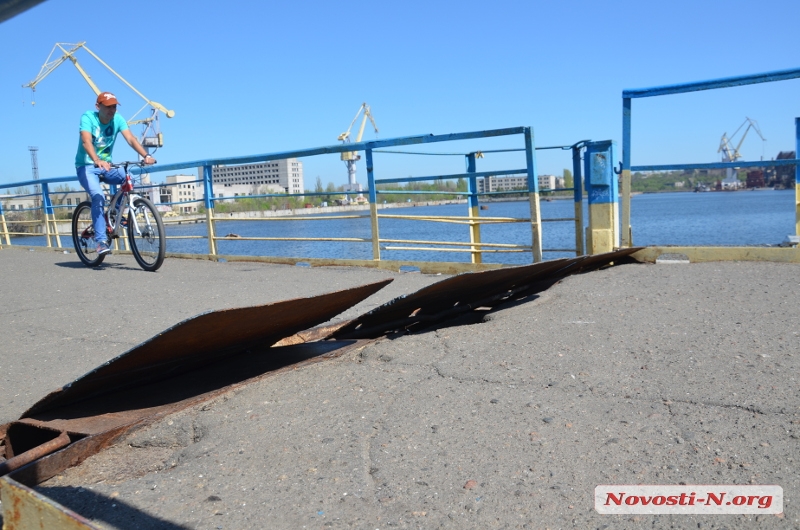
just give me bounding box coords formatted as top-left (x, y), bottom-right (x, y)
top-left (96, 92), bottom-right (119, 106)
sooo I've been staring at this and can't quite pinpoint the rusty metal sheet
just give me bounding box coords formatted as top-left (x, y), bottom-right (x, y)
top-left (3, 338), bottom-right (373, 486)
top-left (332, 248), bottom-right (643, 339)
top-left (22, 279), bottom-right (391, 420)
top-left (0, 476), bottom-right (101, 530)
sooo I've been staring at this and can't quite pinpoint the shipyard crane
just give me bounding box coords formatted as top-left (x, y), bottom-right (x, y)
top-left (23, 42), bottom-right (175, 151)
top-left (718, 117), bottom-right (766, 184)
top-left (337, 103), bottom-right (378, 193)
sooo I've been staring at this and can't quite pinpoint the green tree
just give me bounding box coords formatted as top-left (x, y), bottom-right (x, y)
top-left (314, 176), bottom-right (323, 193)
top-left (563, 169), bottom-right (573, 189)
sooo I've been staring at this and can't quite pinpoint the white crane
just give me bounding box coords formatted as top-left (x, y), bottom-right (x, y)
top-left (23, 42), bottom-right (175, 151)
top-left (337, 103), bottom-right (378, 196)
top-left (718, 117), bottom-right (766, 186)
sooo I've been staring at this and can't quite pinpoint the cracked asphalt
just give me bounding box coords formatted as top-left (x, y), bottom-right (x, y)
top-left (1, 247), bottom-right (799, 529)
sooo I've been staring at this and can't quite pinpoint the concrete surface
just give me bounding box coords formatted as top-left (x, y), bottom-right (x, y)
top-left (1, 247), bottom-right (799, 529)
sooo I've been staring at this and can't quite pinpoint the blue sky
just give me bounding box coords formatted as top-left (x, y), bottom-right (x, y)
top-left (1, 0), bottom-right (798, 188)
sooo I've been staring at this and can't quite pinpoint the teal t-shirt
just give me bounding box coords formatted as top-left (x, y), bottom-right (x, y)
top-left (74, 111), bottom-right (129, 167)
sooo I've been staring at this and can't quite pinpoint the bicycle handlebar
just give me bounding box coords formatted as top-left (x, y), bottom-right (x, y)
top-left (109, 159), bottom-right (157, 168)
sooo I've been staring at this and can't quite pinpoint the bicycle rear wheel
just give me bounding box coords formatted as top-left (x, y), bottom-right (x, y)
top-left (71, 201), bottom-right (106, 267)
top-left (127, 197), bottom-right (166, 271)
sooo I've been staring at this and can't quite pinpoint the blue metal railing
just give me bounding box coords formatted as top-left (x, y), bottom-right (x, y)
top-left (621, 67), bottom-right (800, 246)
top-left (1, 126), bottom-right (590, 267)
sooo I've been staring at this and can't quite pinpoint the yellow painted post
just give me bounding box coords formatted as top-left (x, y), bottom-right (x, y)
top-left (466, 153), bottom-right (482, 264)
top-left (51, 213), bottom-right (63, 248)
top-left (523, 128), bottom-right (543, 262)
top-left (621, 97), bottom-right (632, 247)
top-left (202, 165), bottom-right (217, 256)
top-left (43, 212), bottom-right (52, 249)
top-left (0, 212), bottom-right (10, 245)
top-left (795, 118), bottom-right (800, 236)
top-left (572, 145), bottom-right (585, 256)
top-left (620, 168), bottom-right (631, 246)
top-left (370, 202), bottom-right (380, 260)
top-left (206, 206), bottom-right (217, 256)
top-left (366, 149), bottom-right (380, 260)
top-left (529, 192), bottom-right (542, 261)
top-left (584, 140), bottom-right (620, 255)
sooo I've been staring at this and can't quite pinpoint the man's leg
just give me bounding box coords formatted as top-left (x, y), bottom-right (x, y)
top-left (76, 166), bottom-right (126, 246)
top-left (77, 165), bottom-right (107, 246)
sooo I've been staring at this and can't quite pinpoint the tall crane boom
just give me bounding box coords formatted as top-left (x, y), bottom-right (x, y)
top-left (23, 42), bottom-right (175, 149)
top-left (717, 117), bottom-right (766, 184)
top-left (337, 103), bottom-right (379, 195)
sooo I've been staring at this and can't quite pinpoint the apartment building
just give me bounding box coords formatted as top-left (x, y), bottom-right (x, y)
top-left (205, 158), bottom-right (304, 195)
top-left (160, 175), bottom-right (201, 213)
top-left (477, 174), bottom-right (566, 193)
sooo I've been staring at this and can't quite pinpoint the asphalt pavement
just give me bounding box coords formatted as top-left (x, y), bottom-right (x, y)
top-left (1, 247), bottom-right (799, 529)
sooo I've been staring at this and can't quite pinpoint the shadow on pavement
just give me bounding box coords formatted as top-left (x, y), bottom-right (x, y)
top-left (32, 486), bottom-right (192, 530)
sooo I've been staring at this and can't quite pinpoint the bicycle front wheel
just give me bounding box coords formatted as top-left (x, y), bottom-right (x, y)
top-left (71, 201), bottom-right (106, 267)
top-left (127, 197), bottom-right (166, 271)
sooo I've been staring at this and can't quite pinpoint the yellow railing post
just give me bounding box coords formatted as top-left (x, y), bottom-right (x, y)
top-left (202, 165), bottom-right (218, 256)
top-left (572, 144), bottom-right (585, 256)
top-left (466, 152), bottom-right (482, 264)
top-left (524, 128), bottom-right (543, 262)
top-left (0, 212), bottom-right (10, 245)
top-left (365, 149), bottom-right (380, 260)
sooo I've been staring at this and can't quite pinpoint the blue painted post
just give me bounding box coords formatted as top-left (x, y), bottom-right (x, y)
top-left (366, 149), bottom-right (380, 260)
top-left (524, 127), bottom-right (542, 262)
top-left (202, 165), bottom-right (217, 256)
top-left (466, 152), bottom-right (482, 264)
top-left (621, 97), bottom-right (632, 247)
top-left (796, 118), bottom-right (800, 236)
top-left (584, 140), bottom-right (620, 254)
top-left (571, 146), bottom-right (584, 255)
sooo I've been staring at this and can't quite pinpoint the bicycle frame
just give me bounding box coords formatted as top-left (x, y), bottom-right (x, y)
top-left (106, 163), bottom-right (145, 240)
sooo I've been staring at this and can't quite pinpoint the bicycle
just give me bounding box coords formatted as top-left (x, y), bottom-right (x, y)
top-left (71, 161), bottom-right (166, 271)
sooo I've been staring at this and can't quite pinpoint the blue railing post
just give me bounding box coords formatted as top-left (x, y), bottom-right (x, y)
top-left (524, 127), bottom-right (542, 262)
top-left (571, 145), bottom-right (584, 255)
top-left (621, 97), bottom-right (632, 247)
top-left (466, 152), bottom-right (482, 264)
top-left (366, 149), bottom-right (380, 260)
top-left (202, 165), bottom-right (217, 256)
top-left (585, 140), bottom-right (620, 254)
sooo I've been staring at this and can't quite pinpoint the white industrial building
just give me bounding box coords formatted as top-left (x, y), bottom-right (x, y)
top-left (477, 174), bottom-right (565, 193)
top-left (204, 158), bottom-right (304, 196)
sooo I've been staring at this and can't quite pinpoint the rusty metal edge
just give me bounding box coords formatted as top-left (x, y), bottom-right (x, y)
top-left (21, 279), bottom-right (392, 419)
top-left (4, 338), bottom-right (374, 488)
top-left (0, 475), bottom-right (102, 530)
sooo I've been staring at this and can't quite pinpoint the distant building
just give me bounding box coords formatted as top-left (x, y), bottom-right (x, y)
top-left (205, 159), bottom-right (304, 196)
top-left (478, 175), bottom-right (527, 193)
top-left (477, 174), bottom-right (564, 193)
top-left (160, 175), bottom-right (200, 213)
top-left (538, 174), bottom-right (557, 191)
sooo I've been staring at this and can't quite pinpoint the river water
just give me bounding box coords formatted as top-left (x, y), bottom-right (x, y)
top-left (14, 190), bottom-right (797, 265)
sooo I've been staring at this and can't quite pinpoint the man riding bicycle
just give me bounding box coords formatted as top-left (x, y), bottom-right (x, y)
top-left (75, 91), bottom-right (155, 256)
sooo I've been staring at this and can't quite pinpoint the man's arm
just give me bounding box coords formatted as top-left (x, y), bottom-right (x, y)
top-left (121, 129), bottom-right (155, 165)
top-left (80, 130), bottom-right (111, 171)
